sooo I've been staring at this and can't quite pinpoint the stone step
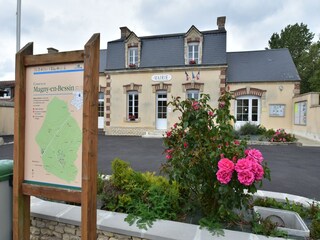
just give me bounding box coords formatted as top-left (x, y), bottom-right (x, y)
top-left (142, 130), bottom-right (166, 138)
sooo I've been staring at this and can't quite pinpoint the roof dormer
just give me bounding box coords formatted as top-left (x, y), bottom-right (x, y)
top-left (125, 31), bottom-right (141, 68)
top-left (184, 26), bottom-right (203, 65)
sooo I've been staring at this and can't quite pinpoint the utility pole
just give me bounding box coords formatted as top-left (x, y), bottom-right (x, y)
top-left (16, 0), bottom-right (21, 52)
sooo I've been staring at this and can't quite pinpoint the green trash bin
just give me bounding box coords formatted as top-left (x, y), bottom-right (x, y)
top-left (0, 160), bottom-right (13, 240)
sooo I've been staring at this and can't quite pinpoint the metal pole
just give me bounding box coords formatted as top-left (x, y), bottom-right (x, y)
top-left (16, 0), bottom-right (21, 52)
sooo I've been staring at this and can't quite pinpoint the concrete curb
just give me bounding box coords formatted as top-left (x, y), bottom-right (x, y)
top-left (31, 190), bottom-right (318, 240)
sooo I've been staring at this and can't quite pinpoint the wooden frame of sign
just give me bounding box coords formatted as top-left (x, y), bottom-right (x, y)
top-left (13, 33), bottom-right (100, 240)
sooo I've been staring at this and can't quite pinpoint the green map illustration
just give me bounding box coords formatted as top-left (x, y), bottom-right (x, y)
top-left (36, 97), bottom-right (82, 182)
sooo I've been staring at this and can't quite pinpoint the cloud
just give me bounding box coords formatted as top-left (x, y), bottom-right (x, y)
top-left (1, 0), bottom-right (320, 81)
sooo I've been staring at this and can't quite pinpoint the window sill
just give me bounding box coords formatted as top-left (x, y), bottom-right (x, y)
top-left (124, 118), bottom-right (141, 123)
top-left (128, 64), bottom-right (137, 69)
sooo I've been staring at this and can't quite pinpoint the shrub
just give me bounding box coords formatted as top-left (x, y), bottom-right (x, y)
top-left (162, 92), bottom-right (270, 230)
top-left (238, 122), bottom-right (261, 135)
top-left (268, 129), bottom-right (297, 142)
top-left (100, 158), bottom-right (181, 229)
top-left (97, 173), bottom-right (105, 195)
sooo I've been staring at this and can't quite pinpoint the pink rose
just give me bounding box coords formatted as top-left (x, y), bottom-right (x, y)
top-left (183, 142), bottom-right (188, 148)
top-left (166, 148), bottom-right (173, 153)
top-left (166, 154), bottom-right (172, 160)
top-left (234, 140), bottom-right (240, 145)
top-left (237, 170), bottom-right (255, 186)
top-left (166, 131), bottom-right (172, 138)
top-left (232, 156), bottom-right (237, 162)
top-left (251, 162), bottom-right (264, 181)
top-left (235, 158), bottom-right (252, 173)
top-left (245, 149), bottom-right (263, 163)
top-left (216, 169), bottom-right (233, 184)
top-left (219, 101), bottom-right (225, 109)
top-left (208, 111), bottom-right (214, 116)
top-left (192, 101), bottom-right (200, 110)
top-left (218, 158), bottom-right (235, 172)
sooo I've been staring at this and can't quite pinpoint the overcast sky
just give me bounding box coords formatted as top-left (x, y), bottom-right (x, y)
top-left (1, 0), bottom-right (320, 80)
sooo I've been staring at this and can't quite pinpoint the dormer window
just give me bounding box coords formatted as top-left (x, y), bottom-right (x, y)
top-left (128, 47), bottom-right (138, 66)
top-left (124, 30), bottom-right (141, 68)
top-left (188, 43), bottom-right (199, 64)
top-left (184, 26), bottom-right (203, 65)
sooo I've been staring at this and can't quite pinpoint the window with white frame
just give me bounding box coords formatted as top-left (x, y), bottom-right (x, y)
top-left (127, 91), bottom-right (139, 121)
top-left (188, 43), bottom-right (199, 64)
top-left (128, 47), bottom-right (138, 66)
top-left (235, 97), bottom-right (260, 122)
top-left (98, 92), bottom-right (104, 117)
top-left (186, 90), bottom-right (199, 100)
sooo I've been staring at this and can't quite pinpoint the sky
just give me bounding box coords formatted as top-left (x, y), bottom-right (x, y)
top-left (1, 0), bottom-right (320, 81)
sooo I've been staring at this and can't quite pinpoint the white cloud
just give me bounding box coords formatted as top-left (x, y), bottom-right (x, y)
top-left (1, 0), bottom-right (320, 80)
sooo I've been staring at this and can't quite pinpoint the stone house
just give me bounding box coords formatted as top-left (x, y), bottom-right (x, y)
top-left (100, 16), bottom-right (300, 135)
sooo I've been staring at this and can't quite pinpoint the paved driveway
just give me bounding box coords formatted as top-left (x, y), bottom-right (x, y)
top-left (1, 135), bottom-right (320, 201)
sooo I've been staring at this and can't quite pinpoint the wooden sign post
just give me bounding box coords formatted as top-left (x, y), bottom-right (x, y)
top-left (13, 33), bottom-right (100, 240)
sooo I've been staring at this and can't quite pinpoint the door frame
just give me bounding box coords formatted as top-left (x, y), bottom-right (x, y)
top-left (156, 91), bottom-right (167, 130)
top-left (234, 95), bottom-right (261, 130)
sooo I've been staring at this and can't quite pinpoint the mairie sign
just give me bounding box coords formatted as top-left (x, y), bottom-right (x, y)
top-left (151, 74), bottom-right (172, 82)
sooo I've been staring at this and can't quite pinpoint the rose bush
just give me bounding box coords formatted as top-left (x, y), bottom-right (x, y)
top-left (162, 92), bottom-right (270, 228)
top-left (270, 128), bottom-right (297, 142)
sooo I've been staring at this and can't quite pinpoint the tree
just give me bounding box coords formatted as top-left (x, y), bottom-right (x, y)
top-left (268, 23), bottom-right (315, 93)
top-left (307, 41), bottom-right (320, 92)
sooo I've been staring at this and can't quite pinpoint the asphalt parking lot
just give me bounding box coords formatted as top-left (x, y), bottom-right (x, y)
top-left (1, 135), bottom-right (320, 201)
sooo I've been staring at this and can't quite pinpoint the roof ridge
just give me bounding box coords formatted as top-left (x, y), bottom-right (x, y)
top-left (227, 48), bottom-right (289, 54)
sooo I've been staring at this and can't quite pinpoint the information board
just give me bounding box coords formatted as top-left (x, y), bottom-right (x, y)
top-left (24, 63), bottom-right (84, 189)
top-left (294, 101), bottom-right (307, 125)
top-left (269, 104), bottom-right (285, 117)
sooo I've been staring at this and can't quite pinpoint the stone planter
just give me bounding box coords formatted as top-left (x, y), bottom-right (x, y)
top-left (253, 206), bottom-right (310, 238)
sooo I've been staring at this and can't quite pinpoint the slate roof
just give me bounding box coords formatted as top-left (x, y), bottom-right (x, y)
top-left (99, 49), bottom-right (107, 73)
top-left (105, 29), bottom-right (227, 70)
top-left (227, 49), bottom-right (301, 83)
top-left (0, 80), bottom-right (15, 87)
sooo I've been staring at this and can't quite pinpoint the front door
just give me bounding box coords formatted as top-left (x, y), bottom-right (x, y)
top-left (235, 96), bottom-right (260, 130)
top-left (156, 92), bottom-right (167, 130)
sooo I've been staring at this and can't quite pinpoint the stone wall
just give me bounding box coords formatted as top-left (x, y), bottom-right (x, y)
top-left (30, 217), bottom-right (148, 240)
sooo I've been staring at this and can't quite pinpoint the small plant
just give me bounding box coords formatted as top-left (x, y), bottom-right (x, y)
top-left (100, 158), bottom-right (181, 230)
top-left (251, 212), bottom-right (288, 238)
top-left (238, 122), bottom-right (261, 136)
top-left (268, 128), bottom-right (297, 142)
top-left (97, 173), bottom-right (105, 195)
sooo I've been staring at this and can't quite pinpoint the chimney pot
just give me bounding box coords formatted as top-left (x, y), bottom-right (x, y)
top-left (120, 27), bottom-right (131, 39)
top-left (47, 47), bottom-right (59, 54)
top-left (217, 16), bottom-right (226, 30)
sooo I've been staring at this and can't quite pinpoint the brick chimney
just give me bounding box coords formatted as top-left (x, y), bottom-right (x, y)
top-left (120, 27), bottom-right (131, 39)
top-left (217, 16), bottom-right (226, 30)
top-left (47, 47), bottom-right (59, 54)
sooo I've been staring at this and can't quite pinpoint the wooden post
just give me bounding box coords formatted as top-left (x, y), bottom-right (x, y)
top-left (81, 33), bottom-right (100, 239)
top-left (13, 42), bottom-right (33, 240)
